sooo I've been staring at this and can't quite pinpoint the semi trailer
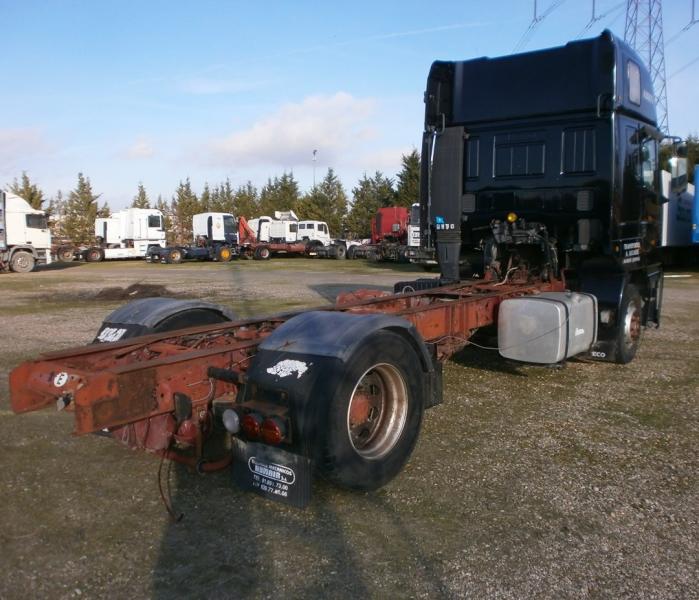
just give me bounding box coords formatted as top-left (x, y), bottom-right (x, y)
top-left (0, 191), bottom-right (52, 273)
top-left (8, 31), bottom-right (688, 507)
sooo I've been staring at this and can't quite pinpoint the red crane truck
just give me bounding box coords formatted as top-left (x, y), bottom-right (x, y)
top-left (8, 31), bottom-right (688, 507)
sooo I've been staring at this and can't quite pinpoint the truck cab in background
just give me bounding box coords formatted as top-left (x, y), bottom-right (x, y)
top-left (89, 208), bottom-right (166, 261)
top-left (420, 30), bottom-right (688, 363)
top-left (148, 212), bottom-right (237, 264)
top-left (0, 191), bottom-right (52, 273)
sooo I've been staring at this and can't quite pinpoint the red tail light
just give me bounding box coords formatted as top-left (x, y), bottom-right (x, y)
top-left (261, 417), bottom-right (286, 445)
top-left (241, 413), bottom-right (262, 440)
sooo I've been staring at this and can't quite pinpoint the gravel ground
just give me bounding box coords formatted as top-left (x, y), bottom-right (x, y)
top-left (0, 260), bottom-right (697, 599)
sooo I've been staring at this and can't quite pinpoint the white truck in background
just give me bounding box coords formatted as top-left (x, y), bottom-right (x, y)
top-left (85, 208), bottom-right (166, 261)
top-left (0, 191), bottom-right (52, 273)
top-left (247, 210), bottom-right (332, 246)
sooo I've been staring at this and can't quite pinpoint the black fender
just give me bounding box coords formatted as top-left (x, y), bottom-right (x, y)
top-left (94, 297), bottom-right (236, 342)
top-left (239, 311), bottom-right (442, 458)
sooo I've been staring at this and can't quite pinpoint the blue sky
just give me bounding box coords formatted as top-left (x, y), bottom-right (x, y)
top-left (1, 0), bottom-right (696, 210)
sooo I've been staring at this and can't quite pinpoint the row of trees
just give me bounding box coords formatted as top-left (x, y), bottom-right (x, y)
top-left (7, 150), bottom-right (421, 244)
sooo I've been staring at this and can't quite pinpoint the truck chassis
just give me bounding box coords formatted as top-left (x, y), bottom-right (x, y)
top-left (10, 271), bottom-right (563, 504)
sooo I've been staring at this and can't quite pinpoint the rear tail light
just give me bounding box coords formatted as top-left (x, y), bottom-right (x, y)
top-left (261, 417), bottom-right (286, 445)
top-left (241, 412), bottom-right (262, 440)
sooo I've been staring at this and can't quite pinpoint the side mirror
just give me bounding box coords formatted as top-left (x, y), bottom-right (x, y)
top-left (669, 155), bottom-right (688, 195)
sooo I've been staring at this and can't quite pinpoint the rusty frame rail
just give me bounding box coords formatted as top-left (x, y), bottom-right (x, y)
top-left (10, 277), bottom-right (565, 440)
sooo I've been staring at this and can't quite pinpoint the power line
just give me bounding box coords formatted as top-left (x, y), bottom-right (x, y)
top-left (513, 0), bottom-right (567, 53)
top-left (576, 1), bottom-right (626, 38)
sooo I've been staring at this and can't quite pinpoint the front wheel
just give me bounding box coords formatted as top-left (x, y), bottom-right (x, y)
top-left (317, 330), bottom-right (424, 491)
top-left (10, 251), bottom-right (35, 273)
top-left (613, 284), bottom-right (643, 364)
top-left (217, 246), bottom-right (233, 262)
top-left (85, 247), bottom-right (104, 262)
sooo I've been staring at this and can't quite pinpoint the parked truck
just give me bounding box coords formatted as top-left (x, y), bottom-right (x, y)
top-left (345, 204), bottom-right (421, 261)
top-left (0, 191), bottom-right (52, 273)
top-left (81, 208), bottom-right (166, 262)
top-left (148, 212), bottom-right (237, 264)
top-left (8, 31), bottom-right (689, 507)
top-left (241, 210), bottom-right (332, 259)
top-left (659, 165), bottom-right (698, 264)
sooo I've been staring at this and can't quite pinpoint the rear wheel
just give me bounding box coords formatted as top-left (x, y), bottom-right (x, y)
top-left (56, 246), bottom-right (75, 262)
top-left (9, 251), bottom-right (35, 273)
top-left (347, 245), bottom-right (357, 260)
top-left (165, 249), bottom-right (183, 264)
top-left (334, 244), bottom-right (347, 260)
top-left (613, 284), bottom-right (643, 364)
top-left (318, 330), bottom-right (424, 491)
top-left (254, 246), bottom-right (270, 260)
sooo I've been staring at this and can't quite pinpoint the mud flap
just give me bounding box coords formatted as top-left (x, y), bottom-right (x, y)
top-left (232, 438), bottom-right (312, 508)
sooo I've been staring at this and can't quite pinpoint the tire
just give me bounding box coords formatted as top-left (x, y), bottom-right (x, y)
top-left (85, 247), bottom-right (104, 262)
top-left (57, 246), bottom-right (75, 262)
top-left (334, 244), bottom-right (347, 260)
top-left (368, 250), bottom-right (380, 263)
top-left (613, 284), bottom-right (643, 364)
top-left (317, 330), bottom-right (425, 491)
top-left (347, 245), bottom-right (357, 260)
top-left (217, 246), bottom-right (233, 262)
top-left (254, 246), bottom-right (270, 260)
top-left (9, 251), bottom-right (35, 273)
top-left (165, 249), bottom-right (183, 264)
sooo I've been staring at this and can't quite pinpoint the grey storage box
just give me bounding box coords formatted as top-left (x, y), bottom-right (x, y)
top-left (498, 292), bottom-right (597, 364)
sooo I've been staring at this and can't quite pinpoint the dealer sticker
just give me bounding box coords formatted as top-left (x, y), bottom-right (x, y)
top-left (232, 439), bottom-right (311, 508)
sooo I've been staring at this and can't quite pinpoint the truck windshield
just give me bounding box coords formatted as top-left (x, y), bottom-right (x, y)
top-left (26, 214), bottom-right (48, 229)
top-left (223, 216), bottom-right (236, 234)
top-left (410, 204), bottom-right (420, 225)
top-left (148, 215), bottom-right (162, 228)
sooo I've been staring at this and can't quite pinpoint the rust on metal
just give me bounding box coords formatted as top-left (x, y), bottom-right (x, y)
top-left (9, 276), bottom-right (565, 454)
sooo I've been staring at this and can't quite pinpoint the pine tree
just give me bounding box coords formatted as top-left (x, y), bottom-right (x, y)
top-left (259, 172), bottom-right (300, 216)
top-left (155, 194), bottom-right (174, 242)
top-left (395, 149), bottom-right (420, 208)
top-left (9, 171), bottom-right (45, 210)
top-left (299, 168), bottom-right (348, 236)
top-left (63, 173), bottom-right (101, 244)
top-left (48, 190), bottom-right (66, 238)
top-left (131, 182), bottom-right (150, 208)
top-left (233, 182), bottom-right (259, 218)
top-left (172, 179), bottom-right (199, 243)
top-left (97, 202), bottom-right (111, 217)
top-left (346, 172), bottom-right (395, 238)
top-left (200, 183), bottom-right (212, 213)
top-left (211, 178), bottom-right (235, 213)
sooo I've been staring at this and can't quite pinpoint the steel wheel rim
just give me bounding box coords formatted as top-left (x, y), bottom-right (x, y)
top-left (623, 299), bottom-right (641, 352)
top-left (346, 363), bottom-right (408, 460)
top-left (17, 255), bottom-right (29, 269)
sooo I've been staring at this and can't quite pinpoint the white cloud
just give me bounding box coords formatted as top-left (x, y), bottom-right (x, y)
top-left (349, 146), bottom-right (414, 176)
top-left (204, 92), bottom-right (377, 167)
top-left (123, 138), bottom-right (155, 159)
top-left (0, 129), bottom-right (50, 173)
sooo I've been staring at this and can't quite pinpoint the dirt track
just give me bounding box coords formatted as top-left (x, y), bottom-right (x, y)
top-left (0, 260), bottom-right (697, 599)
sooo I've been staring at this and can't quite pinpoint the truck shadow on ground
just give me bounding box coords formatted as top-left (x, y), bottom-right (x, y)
top-left (451, 343), bottom-right (528, 377)
top-left (151, 464), bottom-right (455, 599)
top-left (39, 261), bottom-right (84, 272)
